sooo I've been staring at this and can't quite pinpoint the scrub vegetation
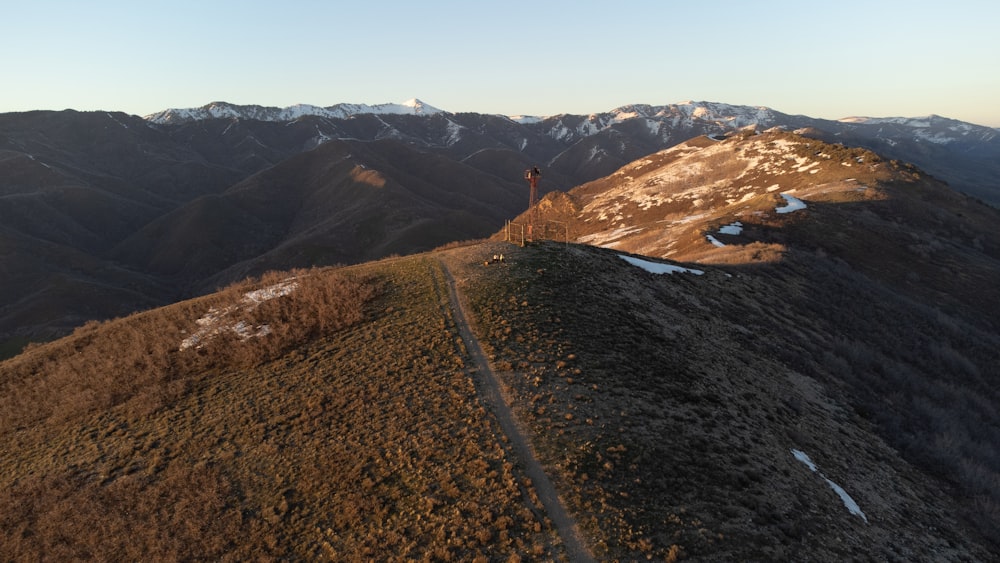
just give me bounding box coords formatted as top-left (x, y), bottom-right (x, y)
top-left (0, 258), bottom-right (558, 561)
top-left (1, 239), bottom-right (997, 561)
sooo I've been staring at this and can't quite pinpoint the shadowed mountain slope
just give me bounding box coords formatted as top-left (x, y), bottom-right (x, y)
top-left (0, 111), bottom-right (253, 347)
top-left (111, 139), bottom-right (525, 292)
top-left (1, 236), bottom-right (998, 560)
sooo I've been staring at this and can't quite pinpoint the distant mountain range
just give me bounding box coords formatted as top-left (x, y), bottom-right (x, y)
top-left (1, 99), bottom-right (998, 352)
top-left (145, 98), bottom-right (1000, 205)
top-left (144, 98), bottom-right (444, 125)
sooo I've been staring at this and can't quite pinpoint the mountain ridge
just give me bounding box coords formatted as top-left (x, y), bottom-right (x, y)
top-left (2, 239), bottom-right (997, 559)
top-left (142, 99), bottom-right (1000, 201)
top-left (143, 98), bottom-right (999, 132)
top-left (143, 98), bottom-right (443, 125)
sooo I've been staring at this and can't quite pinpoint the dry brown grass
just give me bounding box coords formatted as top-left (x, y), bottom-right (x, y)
top-left (0, 258), bottom-right (561, 560)
top-left (0, 460), bottom-right (249, 561)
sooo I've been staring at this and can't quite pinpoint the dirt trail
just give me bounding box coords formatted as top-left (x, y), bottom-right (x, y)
top-left (438, 259), bottom-right (595, 563)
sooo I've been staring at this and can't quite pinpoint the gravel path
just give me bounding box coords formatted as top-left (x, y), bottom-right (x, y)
top-left (438, 258), bottom-right (595, 563)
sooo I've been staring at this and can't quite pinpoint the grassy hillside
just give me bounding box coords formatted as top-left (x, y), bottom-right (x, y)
top-left (0, 255), bottom-right (559, 560)
top-left (2, 240), bottom-right (997, 560)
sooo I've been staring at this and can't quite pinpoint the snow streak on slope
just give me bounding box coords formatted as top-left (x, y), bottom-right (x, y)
top-left (792, 449), bottom-right (869, 523)
top-left (619, 254), bottom-right (704, 275)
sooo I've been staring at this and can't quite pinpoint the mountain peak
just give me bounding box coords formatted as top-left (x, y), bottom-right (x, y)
top-left (371, 98), bottom-right (442, 115)
top-left (401, 98), bottom-right (428, 110)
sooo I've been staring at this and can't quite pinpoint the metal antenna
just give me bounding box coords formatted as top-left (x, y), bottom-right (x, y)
top-left (524, 166), bottom-right (540, 240)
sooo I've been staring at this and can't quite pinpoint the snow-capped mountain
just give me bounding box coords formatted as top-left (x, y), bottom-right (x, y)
top-left (146, 99), bottom-right (787, 139)
top-left (145, 98), bottom-right (442, 125)
top-left (510, 101), bottom-right (777, 131)
top-left (838, 114), bottom-right (998, 145)
top-left (610, 101), bottom-right (780, 129)
top-left (144, 98), bottom-right (996, 147)
top-left (144, 96), bottom-right (990, 204)
top-left (525, 102), bottom-right (999, 149)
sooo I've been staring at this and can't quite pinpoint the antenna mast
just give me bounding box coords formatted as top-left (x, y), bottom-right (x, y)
top-left (524, 166), bottom-right (541, 240)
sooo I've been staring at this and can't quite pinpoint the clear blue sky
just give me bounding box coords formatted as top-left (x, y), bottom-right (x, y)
top-left (4, 0), bottom-right (998, 126)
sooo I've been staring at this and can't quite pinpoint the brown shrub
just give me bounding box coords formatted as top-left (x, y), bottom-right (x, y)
top-left (0, 462), bottom-right (259, 560)
top-left (0, 267), bottom-right (382, 433)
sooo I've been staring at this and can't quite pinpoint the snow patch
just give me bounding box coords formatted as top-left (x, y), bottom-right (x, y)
top-left (106, 113), bottom-right (129, 129)
top-left (243, 280), bottom-right (297, 304)
top-left (619, 255), bottom-right (704, 276)
top-left (511, 115), bottom-right (544, 124)
top-left (445, 119), bottom-right (463, 145)
top-left (587, 145), bottom-right (607, 162)
top-left (776, 193), bottom-right (807, 214)
top-left (914, 129), bottom-right (955, 145)
top-left (708, 221), bottom-right (745, 246)
top-left (792, 449), bottom-right (818, 472)
top-left (180, 279), bottom-right (298, 350)
top-left (719, 222), bottom-right (744, 235)
top-left (791, 449), bottom-right (868, 523)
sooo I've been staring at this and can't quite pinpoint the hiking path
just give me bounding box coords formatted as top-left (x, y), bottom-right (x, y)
top-left (437, 258), bottom-right (595, 563)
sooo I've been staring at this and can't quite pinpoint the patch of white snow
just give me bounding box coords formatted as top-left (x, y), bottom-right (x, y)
top-left (619, 255), bottom-right (704, 276)
top-left (243, 280), bottom-right (297, 304)
top-left (446, 119), bottom-right (463, 145)
top-left (792, 449), bottom-right (818, 471)
top-left (776, 193), bottom-right (807, 214)
top-left (180, 279), bottom-right (299, 350)
top-left (719, 222), bottom-right (744, 235)
top-left (511, 115), bottom-right (543, 124)
top-left (791, 449), bottom-right (868, 523)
